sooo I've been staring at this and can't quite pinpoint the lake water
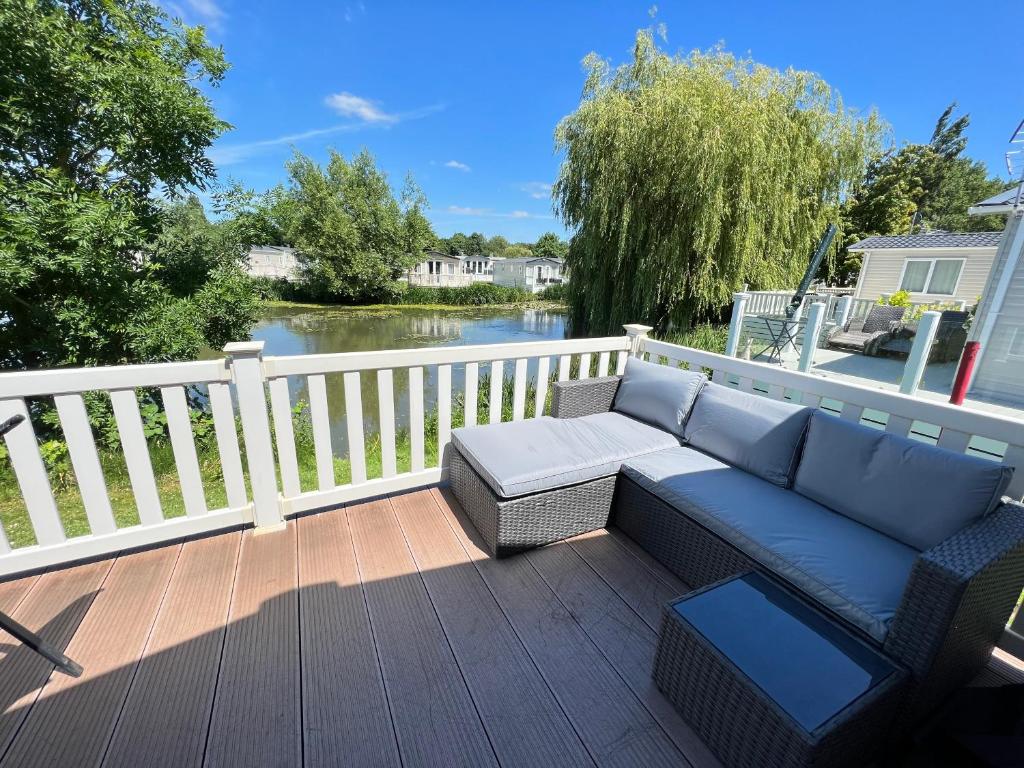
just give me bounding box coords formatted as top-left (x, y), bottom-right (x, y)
top-left (251, 304), bottom-right (569, 447)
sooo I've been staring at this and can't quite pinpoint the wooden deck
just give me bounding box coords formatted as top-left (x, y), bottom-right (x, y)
top-left (0, 487), bottom-right (724, 768)
top-left (3, 486), bottom-right (1021, 768)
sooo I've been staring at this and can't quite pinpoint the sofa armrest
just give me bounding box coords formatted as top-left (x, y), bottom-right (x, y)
top-left (883, 499), bottom-right (1024, 714)
top-left (551, 376), bottom-right (621, 418)
top-left (863, 329), bottom-right (897, 356)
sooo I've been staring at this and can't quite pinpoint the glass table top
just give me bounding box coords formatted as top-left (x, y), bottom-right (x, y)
top-left (672, 572), bottom-right (899, 733)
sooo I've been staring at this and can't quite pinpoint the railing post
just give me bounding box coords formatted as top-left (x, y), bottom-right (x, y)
top-left (725, 292), bottom-right (750, 357)
top-left (623, 324), bottom-right (653, 358)
top-left (835, 295), bottom-right (853, 329)
top-left (899, 311), bottom-right (942, 396)
top-left (224, 341), bottom-right (284, 529)
top-left (798, 302), bottom-right (826, 373)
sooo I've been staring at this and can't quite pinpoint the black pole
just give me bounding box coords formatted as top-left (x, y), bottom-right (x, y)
top-left (786, 224), bottom-right (838, 320)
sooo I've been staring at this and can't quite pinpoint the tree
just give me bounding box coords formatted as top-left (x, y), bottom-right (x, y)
top-left (485, 235), bottom-right (510, 256)
top-left (286, 149), bottom-right (432, 302)
top-left (215, 182), bottom-right (297, 249)
top-left (0, 0), bottom-right (255, 368)
top-left (399, 174), bottom-right (438, 257)
top-left (554, 32), bottom-right (883, 333)
top-left (504, 244), bottom-right (533, 258)
top-left (442, 232), bottom-right (471, 255)
top-left (533, 232), bottom-right (568, 260)
top-left (836, 104), bottom-right (1009, 282)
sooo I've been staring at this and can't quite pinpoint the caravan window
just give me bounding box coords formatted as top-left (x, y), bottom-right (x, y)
top-left (899, 259), bottom-right (964, 296)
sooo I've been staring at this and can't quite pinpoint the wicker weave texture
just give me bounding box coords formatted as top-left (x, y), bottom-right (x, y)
top-left (449, 448), bottom-right (616, 557)
top-left (551, 376), bottom-right (621, 419)
top-left (612, 474), bottom-right (753, 588)
top-left (619, 475), bottom-right (1024, 733)
top-left (883, 499), bottom-right (1024, 723)
top-left (654, 601), bottom-right (905, 768)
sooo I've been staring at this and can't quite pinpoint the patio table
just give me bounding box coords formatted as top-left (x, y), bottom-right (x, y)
top-left (653, 571), bottom-right (906, 768)
top-left (748, 315), bottom-right (804, 363)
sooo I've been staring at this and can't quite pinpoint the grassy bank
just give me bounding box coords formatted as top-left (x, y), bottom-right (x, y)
top-left (254, 279), bottom-right (567, 309)
top-left (264, 299), bottom-right (567, 312)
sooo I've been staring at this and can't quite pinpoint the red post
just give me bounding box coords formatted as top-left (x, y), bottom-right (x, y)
top-left (949, 341), bottom-right (980, 406)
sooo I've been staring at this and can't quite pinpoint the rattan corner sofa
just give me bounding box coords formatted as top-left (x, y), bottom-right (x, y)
top-left (449, 357), bottom-right (1024, 731)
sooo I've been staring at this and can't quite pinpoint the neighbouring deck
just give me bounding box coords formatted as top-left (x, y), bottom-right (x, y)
top-left (1, 488), bottom-right (1021, 768)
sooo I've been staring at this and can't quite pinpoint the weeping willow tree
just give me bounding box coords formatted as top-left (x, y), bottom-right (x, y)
top-left (554, 32), bottom-right (886, 334)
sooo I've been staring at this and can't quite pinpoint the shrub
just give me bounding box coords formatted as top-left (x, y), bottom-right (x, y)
top-left (397, 283), bottom-right (535, 306)
top-left (538, 283), bottom-right (567, 301)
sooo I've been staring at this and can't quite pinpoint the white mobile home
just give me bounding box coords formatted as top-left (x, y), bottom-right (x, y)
top-left (406, 251), bottom-right (501, 286)
top-left (492, 257), bottom-right (566, 293)
top-left (246, 245), bottom-right (300, 281)
top-left (847, 231), bottom-right (1003, 306)
top-left (966, 184), bottom-right (1023, 407)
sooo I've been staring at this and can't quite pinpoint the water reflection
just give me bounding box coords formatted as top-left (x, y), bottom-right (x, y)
top-left (251, 306), bottom-right (569, 450)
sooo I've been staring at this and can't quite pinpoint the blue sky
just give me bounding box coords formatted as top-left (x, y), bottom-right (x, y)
top-left (169, 0), bottom-right (1022, 242)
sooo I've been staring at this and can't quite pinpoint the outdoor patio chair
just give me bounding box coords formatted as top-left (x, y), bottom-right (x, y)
top-left (878, 309), bottom-right (971, 363)
top-left (827, 304), bottom-right (906, 356)
top-left (928, 310), bottom-right (971, 363)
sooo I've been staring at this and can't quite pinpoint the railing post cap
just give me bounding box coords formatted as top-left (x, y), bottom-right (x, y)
top-left (622, 324), bottom-right (653, 336)
top-left (224, 341), bottom-right (266, 356)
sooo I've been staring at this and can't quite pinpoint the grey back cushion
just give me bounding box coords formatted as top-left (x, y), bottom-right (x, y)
top-left (611, 357), bottom-right (706, 437)
top-left (683, 383), bottom-right (813, 487)
top-left (793, 411), bottom-right (1013, 551)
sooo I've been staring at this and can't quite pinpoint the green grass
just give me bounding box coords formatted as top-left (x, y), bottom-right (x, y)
top-left (657, 323), bottom-right (729, 355)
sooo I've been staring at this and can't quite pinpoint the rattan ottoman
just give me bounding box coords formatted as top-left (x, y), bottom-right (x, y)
top-left (653, 572), bottom-right (907, 768)
top-left (449, 447), bottom-right (617, 557)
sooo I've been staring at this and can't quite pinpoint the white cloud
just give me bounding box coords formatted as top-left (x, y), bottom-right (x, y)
top-left (210, 101), bottom-right (445, 166)
top-left (444, 160), bottom-right (471, 172)
top-left (324, 92), bottom-right (398, 124)
top-left (520, 181), bottom-right (552, 200)
top-left (164, 0), bottom-right (225, 31)
top-left (445, 205), bottom-right (554, 220)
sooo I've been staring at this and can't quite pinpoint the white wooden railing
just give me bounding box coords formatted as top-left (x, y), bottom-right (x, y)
top-left (2, 325), bottom-right (1023, 580)
top-left (0, 358), bottom-right (251, 575)
top-left (0, 334), bottom-right (632, 576)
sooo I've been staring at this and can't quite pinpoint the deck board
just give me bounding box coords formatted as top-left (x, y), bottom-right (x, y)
top-left (567, 529), bottom-right (686, 633)
top-left (2, 546), bottom-right (178, 768)
top-left (204, 526), bottom-right (301, 768)
top-left (527, 537), bottom-right (719, 768)
top-left (103, 532), bottom-right (240, 768)
top-left (0, 560), bottom-right (110, 760)
top-left (0, 574), bottom-right (38, 614)
top-left (297, 508), bottom-right (400, 768)
top-left (431, 487), bottom-right (687, 768)
top-left (392, 490), bottom-right (593, 768)
top-left (0, 485), bottom-right (1015, 768)
top-left (347, 498), bottom-right (498, 768)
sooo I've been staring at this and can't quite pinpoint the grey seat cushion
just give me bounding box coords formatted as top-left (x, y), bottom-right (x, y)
top-left (451, 412), bottom-right (680, 498)
top-left (794, 411), bottom-right (1013, 551)
top-left (683, 383), bottom-right (812, 487)
top-left (611, 357), bottom-right (706, 437)
top-left (622, 447), bottom-right (919, 643)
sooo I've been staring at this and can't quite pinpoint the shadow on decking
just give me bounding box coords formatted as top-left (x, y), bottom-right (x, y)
top-left (0, 489), bottom-right (1019, 768)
